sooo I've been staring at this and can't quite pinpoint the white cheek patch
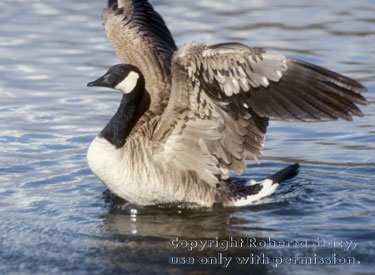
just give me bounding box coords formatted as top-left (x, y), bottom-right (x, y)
top-left (115, 71), bottom-right (139, 94)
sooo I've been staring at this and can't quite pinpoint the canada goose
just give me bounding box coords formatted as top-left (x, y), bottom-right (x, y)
top-left (87, 1), bottom-right (368, 207)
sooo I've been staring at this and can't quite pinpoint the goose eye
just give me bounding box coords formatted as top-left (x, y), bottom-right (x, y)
top-left (120, 70), bottom-right (125, 74)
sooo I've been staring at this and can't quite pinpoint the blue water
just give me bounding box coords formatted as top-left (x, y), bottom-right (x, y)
top-left (0, 0), bottom-right (374, 274)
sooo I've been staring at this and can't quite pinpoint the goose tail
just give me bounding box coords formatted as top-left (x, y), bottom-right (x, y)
top-left (228, 163), bottom-right (299, 207)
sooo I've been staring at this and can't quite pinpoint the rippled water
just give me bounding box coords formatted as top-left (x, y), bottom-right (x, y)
top-left (0, 0), bottom-right (374, 274)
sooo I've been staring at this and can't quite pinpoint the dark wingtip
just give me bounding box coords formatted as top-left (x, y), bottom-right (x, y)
top-left (267, 163), bottom-right (300, 184)
top-left (107, 0), bottom-right (117, 9)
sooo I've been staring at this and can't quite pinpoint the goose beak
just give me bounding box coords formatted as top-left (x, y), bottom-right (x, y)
top-left (87, 73), bottom-right (111, 88)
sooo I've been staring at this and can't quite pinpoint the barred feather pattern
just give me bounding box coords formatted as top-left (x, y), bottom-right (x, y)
top-left (150, 42), bottom-right (367, 205)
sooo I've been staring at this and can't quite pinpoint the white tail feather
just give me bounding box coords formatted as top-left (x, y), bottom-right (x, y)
top-left (231, 179), bottom-right (279, 207)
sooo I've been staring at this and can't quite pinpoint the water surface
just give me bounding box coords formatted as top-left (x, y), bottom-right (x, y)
top-left (0, 0), bottom-right (374, 274)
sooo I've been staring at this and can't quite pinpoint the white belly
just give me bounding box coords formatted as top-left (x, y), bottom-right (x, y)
top-left (87, 136), bottom-right (183, 205)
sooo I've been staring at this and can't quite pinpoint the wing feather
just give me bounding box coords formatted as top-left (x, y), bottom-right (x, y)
top-left (176, 43), bottom-right (367, 121)
top-left (151, 42), bottom-right (367, 187)
top-left (103, 0), bottom-right (177, 112)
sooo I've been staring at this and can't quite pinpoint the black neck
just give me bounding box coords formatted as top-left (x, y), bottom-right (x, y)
top-left (100, 87), bottom-right (149, 148)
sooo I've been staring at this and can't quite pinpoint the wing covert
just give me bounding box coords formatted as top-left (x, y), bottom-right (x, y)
top-left (151, 42), bottom-right (368, 186)
top-left (175, 42), bottom-right (368, 121)
top-left (152, 56), bottom-right (268, 187)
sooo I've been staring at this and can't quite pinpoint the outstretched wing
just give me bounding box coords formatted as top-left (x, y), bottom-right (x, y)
top-left (103, 0), bottom-right (177, 108)
top-left (176, 43), bottom-right (368, 121)
top-left (152, 43), bottom-right (368, 186)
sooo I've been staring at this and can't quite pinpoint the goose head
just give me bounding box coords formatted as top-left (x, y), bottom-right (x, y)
top-left (87, 64), bottom-right (145, 95)
top-left (87, 64), bottom-right (148, 148)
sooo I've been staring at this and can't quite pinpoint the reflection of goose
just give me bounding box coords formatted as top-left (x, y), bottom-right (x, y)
top-left (87, 0), bottom-right (368, 207)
